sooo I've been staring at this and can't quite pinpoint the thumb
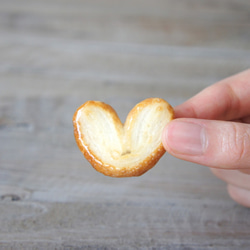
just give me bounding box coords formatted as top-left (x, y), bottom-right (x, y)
top-left (162, 118), bottom-right (250, 169)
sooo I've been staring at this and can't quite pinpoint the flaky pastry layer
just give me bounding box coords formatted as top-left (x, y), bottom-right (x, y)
top-left (73, 98), bottom-right (174, 177)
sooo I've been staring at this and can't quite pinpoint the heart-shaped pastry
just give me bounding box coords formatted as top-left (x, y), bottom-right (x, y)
top-left (73, 98), bottom-right (174, 177)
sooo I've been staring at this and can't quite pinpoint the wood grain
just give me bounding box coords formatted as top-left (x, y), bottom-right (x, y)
top-left (0, 0), bottom-right (250, 249)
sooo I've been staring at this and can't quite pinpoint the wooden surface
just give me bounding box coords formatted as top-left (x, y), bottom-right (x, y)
top-left (0, 0), bottom-right (250, 249)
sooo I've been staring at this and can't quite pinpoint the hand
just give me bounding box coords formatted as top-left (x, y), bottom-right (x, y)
top-left (162, 69), bottom-right (250, 207)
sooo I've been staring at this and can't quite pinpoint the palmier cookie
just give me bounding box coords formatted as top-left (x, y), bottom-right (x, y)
top-left (73, 98), bottom-right (174, 177)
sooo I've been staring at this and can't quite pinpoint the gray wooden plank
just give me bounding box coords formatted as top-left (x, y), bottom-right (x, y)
top-left (0, 35), bottom-right (249, 99)
top-left (0, 0), bottom-right (249, 48)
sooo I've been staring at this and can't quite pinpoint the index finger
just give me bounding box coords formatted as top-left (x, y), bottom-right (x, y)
top-left (175, 69), bottom-right (250, 121)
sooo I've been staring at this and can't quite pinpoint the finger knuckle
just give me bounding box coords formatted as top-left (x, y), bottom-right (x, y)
top-left (230, 124), bottom-right (250, 164)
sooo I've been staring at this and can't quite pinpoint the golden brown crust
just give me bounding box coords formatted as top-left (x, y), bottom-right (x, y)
top-left (73, 98), bottom-right (174, 177)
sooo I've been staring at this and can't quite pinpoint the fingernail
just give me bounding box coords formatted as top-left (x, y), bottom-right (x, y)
top-left (163, 121), bottom-right (207, 155)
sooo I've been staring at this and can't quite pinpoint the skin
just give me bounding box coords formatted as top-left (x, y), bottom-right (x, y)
top-left (162, 69), bottom-right (250, 207)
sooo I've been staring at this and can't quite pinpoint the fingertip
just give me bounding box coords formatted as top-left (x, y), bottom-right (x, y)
top-left (239, 169), bottom-right (250, 175)
top-left (210, 167), bottom-right (226, 179)
top-left (162, 122), bottom-right (170, 152)
top-left (227, 184), bottom-right (250, 208)
top-left (162, 119), bottom-right (205, 156)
